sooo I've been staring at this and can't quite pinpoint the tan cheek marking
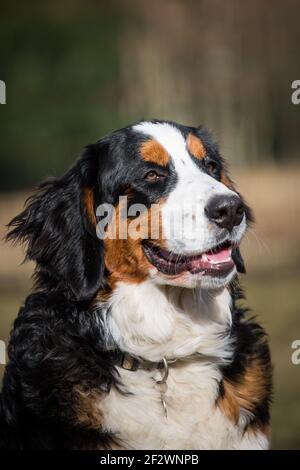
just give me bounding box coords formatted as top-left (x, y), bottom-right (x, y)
top-left (217, 358), bottom-right (270, 426)
top-left (83, 187), bottom-right (97, 226)
top-left (100, 196), bottom-right (168, 291)
top-left (140, 139), bottom-right (169, 166)
top-left (104, 202), bottom-right (154, 286)
top-left (187, 133), bottom-right (206, 160)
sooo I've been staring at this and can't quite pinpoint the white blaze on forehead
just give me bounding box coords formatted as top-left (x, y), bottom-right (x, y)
top-left (133, 121), bottom-right (199, 175)
top-left (133, 121), bottom-right (233, 192)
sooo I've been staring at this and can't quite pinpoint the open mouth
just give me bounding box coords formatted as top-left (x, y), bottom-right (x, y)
top-left (142, 240), bottom-right (235, 277)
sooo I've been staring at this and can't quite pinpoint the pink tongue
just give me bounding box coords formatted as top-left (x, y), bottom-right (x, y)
top-left (205, 247), bottom-right (231, 263)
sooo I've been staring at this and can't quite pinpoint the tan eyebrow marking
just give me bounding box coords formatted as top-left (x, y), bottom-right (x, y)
top-left (187, 133), bottom-right (206, 160)
top-left (140, 139), bottom-right (170, 166)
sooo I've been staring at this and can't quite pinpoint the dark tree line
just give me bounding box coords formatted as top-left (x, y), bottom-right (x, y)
top-left (0, 0), bottom-right (299, 190)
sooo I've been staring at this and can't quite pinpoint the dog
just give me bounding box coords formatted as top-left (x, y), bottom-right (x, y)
top-left (0, 119), bottom-right (272, 449)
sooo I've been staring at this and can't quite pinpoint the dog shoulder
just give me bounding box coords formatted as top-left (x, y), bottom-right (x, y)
top-left (217, 310), bottom-right (272, 441)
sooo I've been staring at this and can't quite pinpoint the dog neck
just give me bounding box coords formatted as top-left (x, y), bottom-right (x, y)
top-left (98, 281), bottom-right (233, 364)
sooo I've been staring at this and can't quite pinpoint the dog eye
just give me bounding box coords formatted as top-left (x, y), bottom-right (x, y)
top-left (205, 158), bottom-right (218, 174)
top-left (144, 171), bottom-right (164, 182)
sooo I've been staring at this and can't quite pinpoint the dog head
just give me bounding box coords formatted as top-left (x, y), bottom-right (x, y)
top-left (7, 120), bottom-right (252, 301)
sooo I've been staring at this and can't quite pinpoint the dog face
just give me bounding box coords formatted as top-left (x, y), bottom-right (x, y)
top-left (8, 120), bottom-right (252, 301)
top-left (97, 120), bottom-right (252, 291)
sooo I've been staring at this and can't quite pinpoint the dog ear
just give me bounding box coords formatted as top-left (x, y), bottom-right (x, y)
top-left (6, 144), bottom-right (105, 302)
top-left (232, 246), bottom-right (246, 274)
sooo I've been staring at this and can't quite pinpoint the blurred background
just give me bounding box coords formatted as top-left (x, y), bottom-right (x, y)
top-left (0, 0), bottom-right (299, 449)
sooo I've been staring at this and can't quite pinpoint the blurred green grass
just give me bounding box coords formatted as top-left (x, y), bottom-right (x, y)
top-left (0, 165), bottom-right (299, 449)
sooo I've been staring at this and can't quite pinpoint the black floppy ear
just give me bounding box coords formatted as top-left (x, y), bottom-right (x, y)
top-left (232, 247), bottom-right (246, 274)
top-left (6, 144), bottom-right (105, 302)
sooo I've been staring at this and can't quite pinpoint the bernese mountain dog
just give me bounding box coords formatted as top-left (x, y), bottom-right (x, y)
top-left (0, 120), bottom-right (272, 450)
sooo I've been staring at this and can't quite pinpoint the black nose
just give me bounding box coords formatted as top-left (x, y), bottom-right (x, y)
top-left (205, 195), bottom-right (245, 231)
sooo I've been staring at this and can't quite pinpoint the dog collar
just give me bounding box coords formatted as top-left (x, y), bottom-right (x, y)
top-left (115, 352), bottom-right (173, 418)
top-left (114, 350), bottom-right (216, 372)
top-left (111, 350), bottom-right (207, 418)
top-left (118, 352), bottom-right (170, 373)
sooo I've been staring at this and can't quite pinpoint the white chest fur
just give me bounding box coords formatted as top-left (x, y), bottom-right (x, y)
top-left (97, 282), bottom-right (268, 449)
